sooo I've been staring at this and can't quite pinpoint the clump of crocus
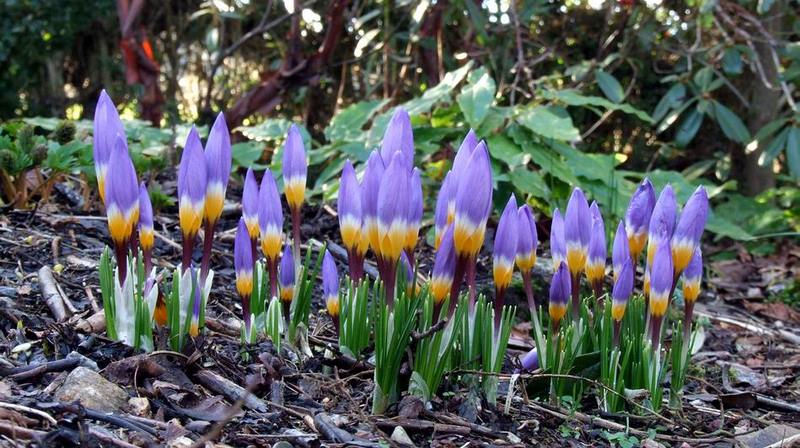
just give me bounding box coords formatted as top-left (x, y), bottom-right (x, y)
top-left (548, 261), bottom-right (571, 332)
top-left (201, 113), bottom-right (232, 282)
top-left (624, 179), bottom-right (655, 263)
top-left (376, 151), bottom-right (411, 306)
top-left (105, 137), bottom-right (140, 283)
top-left (452, 140), bottom-right (492, 311)
top-left (178, 127), bottom-right (207, 272)
top-left (337, 160), bottom-right (364, 280)
top-left (282, 125), bottom-right (307, 265)
top-left (516, 205), bottom-right (538, 314)
top-left (234, 218), bottom-right (255, 341)
top-left (564, 188), bottom-right (591, 321)
top-left (93, 90), bottom-right (125, 205)
top-left (258, 171), bottom-right (283, 299)
top-left (278, 242), bottom-right (295, 323)
top-left (322, 250), bottom-right (340, 331)
top-left (493, 195), bottom-right (518, 328)
top-left (586, 202), bottom-right (606, 299)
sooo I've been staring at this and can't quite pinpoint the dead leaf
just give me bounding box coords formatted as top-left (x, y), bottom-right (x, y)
top-left (743, 301), bottom-right (800, 324)
top-left (170, 396), bottom-right (239, 422)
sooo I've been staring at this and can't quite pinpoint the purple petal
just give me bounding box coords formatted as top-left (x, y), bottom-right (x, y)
top-left (258, 170), bottom-right (284, 230)
top-left (494, 195), bottom-right (519, 262)
top-left (242, 168), bottom-right (260, 220)
top-left (520, 348), bottom-right (539, 372)
top-left (377, 151), bottom-right (410, 229)
top-left (434, 171), bottom-right (455, 235)
top-left (322, 249), bottom-right (339, 299)
top-left (380, 108), bottom-right (414, 171)
top-left (451, 129), bottom-right (479, 187)
top-left (588, 202), bottom-right (606, 263)
top-left (338, 159), bottom-right (362, 221)
top-left (612, 220), bottom-right (629, 275)
top-left (234, 218), bottom-right (253, 273)
top-left (279, 243), bottom-right (295, 288)
top-left (550, 209), bottom-right (566, 263)
top-left (565, 187), bottom-right (591, 249)
top-left (549, 261), bottom-right (571, 306)
top-left (673, 186), bottom-right (709, 246)
top-left (205, 112), bottom-right (232, 189)
top-left (650, 241), bottom-right (673, 297)
top-left (683, 248), bottom-right (703, 281)
top-left (611, 258), bottom-right (634, 305)
top-left (106, 136), bottom-right (139, 212)
top-left (454, 141), bottom-right (492, 226)
top-left (361, 151), bottom-right (385, 222)
top-left (400, 251), bottom-right (413, 282)
top-left (93, 90), bottom-right (125, 168)
top-left (432, 225), bottom-right (456, 279)
top-left (282, 124), bottom-right (308, 181)
top-left (408, 168), bottom-right (423, 225)
top-left (625, 178), bottom-right (656, 234)
top-left (178, 126), bottom-right (208, 204)
top-left (648, 184), bottom-right (677, 241)
top-left (138, 182), bottom-right (153, 229)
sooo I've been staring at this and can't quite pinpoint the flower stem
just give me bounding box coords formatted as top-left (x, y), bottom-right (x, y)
top-left (200, 220), bottom-right (216, 282)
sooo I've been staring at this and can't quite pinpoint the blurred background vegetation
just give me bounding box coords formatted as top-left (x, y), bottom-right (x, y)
top-left (1, 0), bottom-right (798, 253)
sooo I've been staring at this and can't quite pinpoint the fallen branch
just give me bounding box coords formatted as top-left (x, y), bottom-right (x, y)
top-left (1, 358), bottom-right (80, 382)
top-left (38, 265), bottom-right (71, 321)
top-left (194, 369), bottom-right (270, 413)
top-left (0, 420), bottom-right (47, 440)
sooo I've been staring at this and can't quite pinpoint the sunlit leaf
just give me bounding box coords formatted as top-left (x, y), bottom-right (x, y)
top-left (595, 69), bottom-right (624, 103)
top-left (457, 67), bottom-right (497, 128)
top-left (517, 105), bottom-right (580, 142)
top-left (712, 101), bottom-right (750, 143)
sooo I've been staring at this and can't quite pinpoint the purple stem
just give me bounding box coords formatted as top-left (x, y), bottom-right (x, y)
top-left (571, 273), bottom-right (581, 322)
top-left (181, 232), bottom-right (195, 274)
top-left (448, 256), bottom-right (467, 319)
top-left (522, 271), bottom-right (536, 317)
top-left (200, 220), bottom-right (216, 282)
top-left (268, 258), bottom-right (278, 300)
top-left (466, 259), bottom-right (477, 311)
top-left (494, 287), bottom-right (505, 331)
top-left (114, 241), bottom-right (128, 285)
top-left (291, 207), bottom-right (301, 267)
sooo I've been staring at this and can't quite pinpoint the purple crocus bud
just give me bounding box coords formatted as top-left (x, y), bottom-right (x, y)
top-left (434, 171), bottom-right (455, 249)
top-left (646, 184), bottom-right (677, 267)
top-left (178, 127), bottom-right (208, 239)
top-left (204, 112), bottom-right (232, 223)
top-left (278, 243), bottom-right (295, 303)
top-left (380, 108), bottom-right (414, 171)
top-left (242, 168), bottom-right (260, 240)
top-left (649, 241), bottom-right (673, 318)
top-left (93, 90), bottom-right (125, 204)
top-left (431, 225), bottom-right (456, 305)
top-left (682, 248), bottom-right (702, 304)
top-left (520, 348), bottom-right (539, 372)
top-left (550, 209), bottom-right (566, 271)
top-left (234, 218), bottom-right (254, 299)
top-left (377, 151), bottom-right (411, 262)
top-left (405, 168), bottom-right (423, 253)
top-left (138, 182), bottom-right (154, 252)
top-left (105, 136), bottom-right (140, 246)
top-left (258, 170), bottom-right (283, 261)
top-left (611, 258), bottom-right (634, 322)
top-left (451, 129), bottom-right (479, 187)
top-left (548, 261), bottom-right (571, 324)
top-left (453, 141), bottom-right (492, 259)
top-left (612, 221), bottom-right (629, 282)
top-left (282, 124), bottom-right (307, 211)
top-left (400, 251), bottom-right (415, 296)
top-left (322, 250), bottom-right (339, 318)
top-left (671, 186), bottom-right (709, 275)
top-left (585, 202), bottom-right (606, 292)
top-left (565, 187), bottom-right (591, 276)
top-left (515, 205), bottom-right (538, 274)
top-left (625, 178), bottom-right (655, 262)
top-left (338, 160), bottom-right (362, 254)
top-left (362, 150), bottom-right (385, 256)
top-left (493, 195), bottom-right (519, 292)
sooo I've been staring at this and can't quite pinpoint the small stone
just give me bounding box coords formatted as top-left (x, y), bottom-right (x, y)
top-left (128, 397), bottom-right (150, 416)
top-left (66, 351), bottom-right (98, 371)
top-left (391, 426), bottom-right (415, 447)
top-left (55, 367), bottom-right (128, 412)
top-left (167, 436), bottom-right (194, 448)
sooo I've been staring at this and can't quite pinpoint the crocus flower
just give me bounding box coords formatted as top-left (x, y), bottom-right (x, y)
top-left (624, 179), bottom-right (655, 262)
top-left (362, 151), bottom-right (385, 256)
top-left (548, 261), bottom-right (571, 325)
top-left (278, 243), bottom-right (295, 303)
top-left (515, 205), bottom-right (538, 274)
top-left (377, 151), bottom-right (411, 263)
top-left (612, 221), bottom-right (629, 283)
top-left (585, 201), bottom-right (606, 296)
top-left (453, 141), bottom-right (492, 259)
top-left (242, 168), bottom-right (260, 240)
top-left (105, 137), bottom-right (140, 249)
top-left (519, 348), bottom-right (539, 372)
top-left (649, 240), bottom-right (674, 346)
top-left (550, 209), bottom-right (566, 271)
top-left (93, 90), bottom-right (125, 204)
top-left (258, 171), bottom-right (283, 262)
top-left (189, 267), bottom-right (202, 337)
top-left (178, 127), bottom-right (207, 270)
top-left (434, 171), bottom-right (455, 249)
top-left (646, 184), bottom-right (677, 267)
top-left (565, 187), bottom-right (591, 276)
top-left (322, 250), bottom-right (340, 322)
top-left (282, 124), bottom-right (307, 212)
top-left (643, 267), bottom-right (651, 299)
top-left (203, 112), bottom-right (232, 224)
top-left (400, 251), bottom-right (416, 297)
top-left (493, 195), bottom-right (519, 295)
top-left (338, 160), bottom-right (362, 253)
top-left (611, 258), bottom-right (634, 322)
top-left (682, 248), bottom-right (702, 305)
top-left (451, 129), bottom-right (479, 192)
top-left (405, 168), bottom-right (423, 255)
top-left (431, 225), bottom-right (456, 306)
top-left (671, 186), bottom-right (709, 275)
top-left (380, 108), bottom-right (414, 171)
top-left (138, 182), bottom-right (154, 271)
top-left (234, 218), bottom-right (254, 333)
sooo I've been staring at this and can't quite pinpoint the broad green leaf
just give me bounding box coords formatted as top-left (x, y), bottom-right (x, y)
top-left (231, 142), bottom-right (265, 169)
top-left (457, 67), bottom-right (497, 128)
top-left (517, 105), bottom-right (580, 141)
top-left (652, 84), bottom-right (686, 122)
top-left (722, 48), bottom-right (743, 75)
top-left (675, 108), bottom-right (703, 147)
top-left (712, 101), bottom-right (751, 143)
top-left (595, 69), bottom-right (624, 103)
top-left (324, 99), bottom-right (388, 141)
top-left (237, 119), bottom-right (311, 147)
top-left (758, 127), bottom-right (790, 166)
top-left (693, 67), bottom-right (714, 91)
top-left (509, 168), bottom-right (551, 200)
top-left (486, 134), bottom-right (523, 167)
top-left (540, 89), bottom-right (652, 123)
top-left (786, 127), bottom-right (800, 178)
top-left (753, 117), bottom-right (788, 143)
